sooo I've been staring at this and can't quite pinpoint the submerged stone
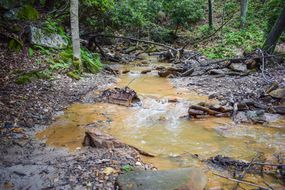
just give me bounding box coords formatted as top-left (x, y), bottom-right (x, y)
top-left (116, 168), bottom-right (207, 190)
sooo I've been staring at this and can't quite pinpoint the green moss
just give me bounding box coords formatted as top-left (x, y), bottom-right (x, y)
top-left (17, 5), bottom-right (39, 21)
top-left (67, 70), bottom-right (81, 80)
top-left (16, 70), bottom-right (50, 84)
top-left (8, 39), bottom-right (23, 52)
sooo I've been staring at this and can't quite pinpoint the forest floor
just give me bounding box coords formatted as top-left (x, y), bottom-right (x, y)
top-left (0, 45), bottom-right (285, 189)
top-left (0, 48), bottom-right (152, 190)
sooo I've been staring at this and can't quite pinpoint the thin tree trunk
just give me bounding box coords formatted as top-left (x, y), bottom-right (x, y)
top-left (70, 0), bottom-right (81, 64)
top-left (208, 0), bottom-right (213, 29)
top-left (240, 0), bottom-right (248, 28)
top-left (263, 5), bottom-right (285, 53)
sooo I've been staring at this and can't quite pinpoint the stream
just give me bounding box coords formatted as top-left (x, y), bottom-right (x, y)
top-left (37, 57), bottom-right (285, 189)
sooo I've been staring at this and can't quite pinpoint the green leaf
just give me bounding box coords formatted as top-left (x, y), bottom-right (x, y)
top-left (28, 47), bottom-right (33, 57)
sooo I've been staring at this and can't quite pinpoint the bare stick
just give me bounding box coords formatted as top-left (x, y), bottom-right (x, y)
top-left (213, 173), bottom-right (270, 190)
top-left (182, 10), bottom-right (239, 50)
top-left (90, 34), bottom-right (177, 51)
top-left (233, 153), bottom-right (260, 190)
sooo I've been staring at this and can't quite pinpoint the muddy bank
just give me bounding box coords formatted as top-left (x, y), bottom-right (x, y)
top-left (0, 136), bottom-right (144, 189)
top-left (0, 48), bottom-right (149, 189)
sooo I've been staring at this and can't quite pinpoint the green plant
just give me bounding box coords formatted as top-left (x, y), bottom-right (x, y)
top-left (8, 39), bottom-right (23, 52)
top-left (81, 49), bottom-right (102, 73)
top-left (17, 5), bottom-right (39, 21)
top-left (121, 165), bottom-right (133, 172)
top-left (16, 70), bottom-right (51, 84)
top-left (165, 0), bottom-right (204, 32)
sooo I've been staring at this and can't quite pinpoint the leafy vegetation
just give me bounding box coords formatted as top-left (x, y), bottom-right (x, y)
top-left (2, 0), bottom-right (285, 83)
top-left (121, 165), bottom-right (133, 172)
top-left (17, 5), bottom-right (39, 20)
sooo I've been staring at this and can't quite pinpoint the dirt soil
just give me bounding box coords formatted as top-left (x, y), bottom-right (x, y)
top-left (0, 49), bottom-right (149, 190)
top-left (1, 46), bottom-right (285, 189)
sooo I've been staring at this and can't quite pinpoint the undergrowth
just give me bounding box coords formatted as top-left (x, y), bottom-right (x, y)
top-left (187, 0), bottom-right (284, 59)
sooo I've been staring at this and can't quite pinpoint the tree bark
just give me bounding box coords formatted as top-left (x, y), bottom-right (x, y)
top-left (70, 0), bottom-right (81, 63)
top-left (263, 5), bottom-right (285, 53)
top-left (208, 0), bottom-right (213, 29)
top-left (240, 0), bottom-right (248, 28)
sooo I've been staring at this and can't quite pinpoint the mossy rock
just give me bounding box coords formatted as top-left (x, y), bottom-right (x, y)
top-left (67, 70), bottom-right (81, 80)
top-left (17, 5), bottom-right (39, 21)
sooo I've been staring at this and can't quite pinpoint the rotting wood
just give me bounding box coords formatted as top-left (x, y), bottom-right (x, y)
top-left (190, 105), bottom-right (221, 115)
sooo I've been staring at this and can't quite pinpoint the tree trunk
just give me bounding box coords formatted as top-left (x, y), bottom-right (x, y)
top-left (208, 0), bottom-right (213, 29)
top-left (263, 5), bottom-right (285, 53)
top-left (70, 0), bottom-right (81, 65)
top-left (240, 0), bottom-right (248, 28)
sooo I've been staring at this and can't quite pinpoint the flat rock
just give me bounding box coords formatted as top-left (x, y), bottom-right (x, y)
top-left (28, 26), bottom-right (67, 49)
top-left (229, 63), bottom-right (247, 72)
top-left (269, 88), bottom-right (285, 99)
top-left (116, 168), bottom-right (207, 190)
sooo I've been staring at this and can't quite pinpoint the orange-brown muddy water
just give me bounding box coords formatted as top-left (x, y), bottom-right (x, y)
top-left (37, 58), bottom-right (285, 189)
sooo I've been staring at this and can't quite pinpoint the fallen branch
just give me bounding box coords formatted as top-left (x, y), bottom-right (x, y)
top-left (90, 34), bottom-right (177, 51)
top-left (190, 105), bottom-right (221, 115)
top-left (182, 10), bottom-right (238, 50)
top-left (213, 173), bottom-right (270, 190)
top-left (233, 154), bottom-right (260, 190)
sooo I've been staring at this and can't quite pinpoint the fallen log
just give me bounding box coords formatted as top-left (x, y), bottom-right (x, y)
top-left (190, 105), bottom-right (221, 115)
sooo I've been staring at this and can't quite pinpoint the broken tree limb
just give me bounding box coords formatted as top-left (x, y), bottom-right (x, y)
top-left (190, 105), bottom-right (221, 115)
top-left (233, 154), bottom-right (260, 190)
top-left (213, 173), bottom-right (270, 190)
top-left (182, 10), bottom-right (238, 50)
top-left (89, 34), bottom-right (177, 51)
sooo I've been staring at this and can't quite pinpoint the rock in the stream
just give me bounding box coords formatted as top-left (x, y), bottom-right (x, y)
top-left (229, 63), bottom-right (247, 72)
top-left (101, 87), bottom-right (140, 106)
top-left (116, 168), bottom-right (207, 190)
top-left (269, 88), bottom-right (285, 99)
top-left (122, 69), bottom-right (130, 74)
top-left (158, 67), bottom-right (184, 77)
top-left (234, 110), bottom-right (269, 124)
top-left (28, 26), bottom-right (67, 49)
top-left (141, 69), bottom-right (152, 74)
top-left (83, 129), bottom-right (126, 149)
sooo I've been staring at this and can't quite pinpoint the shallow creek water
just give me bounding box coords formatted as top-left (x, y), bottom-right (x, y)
top-left (37, 57), bottom-right (285, 188)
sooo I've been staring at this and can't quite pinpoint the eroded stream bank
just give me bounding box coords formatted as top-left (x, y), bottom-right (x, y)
top-left (37, 56), bottom-right (285, 189)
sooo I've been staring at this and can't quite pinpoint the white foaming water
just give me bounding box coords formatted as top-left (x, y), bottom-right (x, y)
top-left (125, 97), bottom-right (189, 129)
